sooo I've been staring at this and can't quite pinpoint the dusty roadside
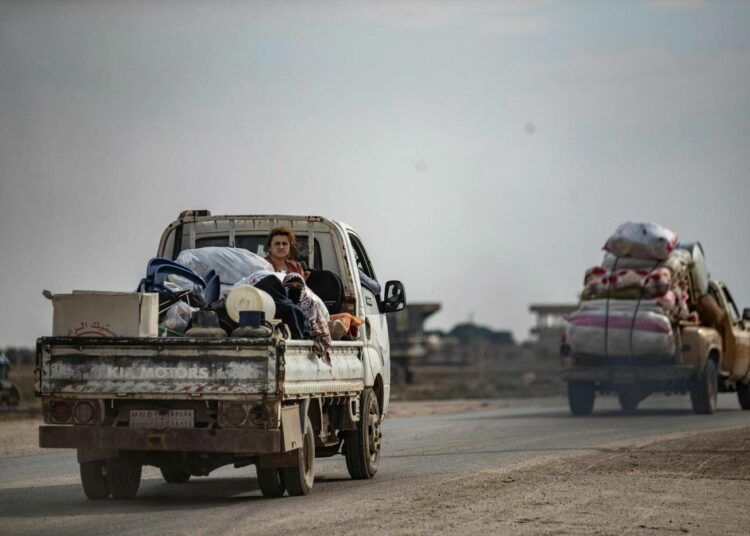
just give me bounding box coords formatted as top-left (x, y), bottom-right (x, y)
top-left (354, 425), bottom-right (750, 536)
top-left (252, 425), bottom-right (750, 536)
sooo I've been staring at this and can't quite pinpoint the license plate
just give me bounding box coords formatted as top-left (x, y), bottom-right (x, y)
top-left (129, 409), bottom-right (194, 428)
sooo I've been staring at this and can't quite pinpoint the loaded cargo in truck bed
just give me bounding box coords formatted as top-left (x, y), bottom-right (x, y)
top-left (561, 222), bottom-right (750, 415)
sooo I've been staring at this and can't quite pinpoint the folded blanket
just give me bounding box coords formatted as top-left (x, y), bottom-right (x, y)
top-left (601, 249), bottom-right (690, 277)
top-left (583, 266), bottom-right (671, 298)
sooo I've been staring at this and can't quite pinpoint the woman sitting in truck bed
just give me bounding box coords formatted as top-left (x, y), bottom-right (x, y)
top-left (264, 227), bottom-right (307, 277)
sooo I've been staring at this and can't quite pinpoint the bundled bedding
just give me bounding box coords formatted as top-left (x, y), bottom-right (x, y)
top-left (567, 222), bottom-right (699, 357)
top-left (567, 300), bottom-right (675, 357)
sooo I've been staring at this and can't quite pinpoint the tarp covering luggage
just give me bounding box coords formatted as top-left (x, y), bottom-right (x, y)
top-left (175, 247), bottom-right (273, 286)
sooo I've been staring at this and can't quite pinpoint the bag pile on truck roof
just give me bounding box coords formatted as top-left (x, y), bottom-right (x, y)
top-left (566, 222), bottom-right (709, 357)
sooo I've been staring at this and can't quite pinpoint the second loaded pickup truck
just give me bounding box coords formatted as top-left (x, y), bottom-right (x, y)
top-left (562, 238), bottom-right (750, 415)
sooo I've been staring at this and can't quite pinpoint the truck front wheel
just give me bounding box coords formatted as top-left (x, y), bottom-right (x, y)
top-left (568, 381), bottom-right (595, 416)
top-left (345, 388), bottom-right (381, 479)
top-left (737, 382), bottom-right (750, 410)
top-left (281, 415), bottom-right (315, 496)
top-left (80, 460), bottom-right (110, 500)
top-left (691, 359), bottom-right (718, 415)
top-left (106, 456), bottom-right (142, 499)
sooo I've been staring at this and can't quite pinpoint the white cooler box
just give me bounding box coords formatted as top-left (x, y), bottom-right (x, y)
top-left (52, 291), bottom-right (159, 338)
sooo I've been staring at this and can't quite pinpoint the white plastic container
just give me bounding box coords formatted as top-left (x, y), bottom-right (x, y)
top-left (224, 285), bottom-right (276, 323)
top-left (677, 242), bottom-right (709, 298)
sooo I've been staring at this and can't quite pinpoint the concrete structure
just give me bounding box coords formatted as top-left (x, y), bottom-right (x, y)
top-left (529, 303), bottom-right (579, 355)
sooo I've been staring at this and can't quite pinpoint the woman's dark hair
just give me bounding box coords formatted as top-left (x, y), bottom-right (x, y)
top-left (265, 226), bottom-right (298, 259)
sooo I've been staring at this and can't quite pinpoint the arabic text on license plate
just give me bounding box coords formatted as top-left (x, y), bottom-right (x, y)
top-left (129, 409), bottom-right (194, 428)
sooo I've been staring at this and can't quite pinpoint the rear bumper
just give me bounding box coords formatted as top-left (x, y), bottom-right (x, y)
top-left (39, 425), bottom-right (281, 455)
top-left (561, 365), bottom-right (696, 383)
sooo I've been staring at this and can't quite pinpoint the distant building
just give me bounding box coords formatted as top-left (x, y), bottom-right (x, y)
top-left (528, 303), bottom-right (578, 355)
top-left (388, 302), bottom-right (441, 382)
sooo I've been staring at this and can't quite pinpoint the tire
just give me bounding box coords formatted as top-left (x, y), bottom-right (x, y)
top-left (281, 416), bottom-right (315, 496)
top-left (257, 466), bottom-right (286, 498)
top-left (345, 388), bottom-right (381, 479)
top-left (7, 386), bottom-right (20, 407)
top-left (160, 466), bottom-right (191, 483)
top-left (106, 456), bottom-right (142, 499)
top-left (568, 381), bottom-right (595, 416)
top-left (618, 385), bottom-right (640, 413)
top-left (737, 382), bottom-right (750, 410)
top-left (691, 359), bottom-right (718, 415)
top-left (80, 460), bottom-right (111, 500)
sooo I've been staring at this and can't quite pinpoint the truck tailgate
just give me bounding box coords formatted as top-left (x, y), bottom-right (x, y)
top-left (37, 337), bottom-right (277, 398)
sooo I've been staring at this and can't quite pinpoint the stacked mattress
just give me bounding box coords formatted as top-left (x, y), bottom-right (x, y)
top-left (567, 222), bottom-right (697, 357)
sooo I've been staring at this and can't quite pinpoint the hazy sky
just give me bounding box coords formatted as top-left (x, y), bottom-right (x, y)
top-left (1, 0), bottom-right (749, 346)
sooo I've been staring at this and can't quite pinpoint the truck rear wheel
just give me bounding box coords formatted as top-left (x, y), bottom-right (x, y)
top-left (257, 466), bottom-right (286, 498)
top-left (568, 381), bottom-right (595, 416)
top-left (281, 416), bottom-right (315, 496)
top-left (160, 466), bottom-right (191, 483)
top-left (618, 385), bottom-right (640, 413)
top-left (106, 456), bottom-right (142, 499)
top-left (737, 382), bottom-right (750, 410)
top-left (80, 460), bottom-right (111, 500)
top-left (345, 388), bottom-right (381, 479)
top-left (691, 359), bottom-right (718, 415)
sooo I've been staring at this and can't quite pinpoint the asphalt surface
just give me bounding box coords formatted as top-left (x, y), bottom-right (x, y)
top-left (2, 393), bottom-right (749, 535)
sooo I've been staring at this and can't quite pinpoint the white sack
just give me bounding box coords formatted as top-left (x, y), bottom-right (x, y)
top-left (604, 222), bottom-right (677, 261)
top-left (567, 300), bottom-right (675, 356)
top-left (235, 270), bottom-right (285, 287)
top-left (175, 247), bottom-right (273, 285)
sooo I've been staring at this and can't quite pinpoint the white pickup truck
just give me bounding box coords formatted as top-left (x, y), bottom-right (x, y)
top-left (36, 212), bottom-right (406, 499)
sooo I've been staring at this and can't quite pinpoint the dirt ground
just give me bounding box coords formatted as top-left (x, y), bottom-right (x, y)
top-left (353, 425), bottom-right (750, 536)
top-left (3, 402), bottom-right (750, 535)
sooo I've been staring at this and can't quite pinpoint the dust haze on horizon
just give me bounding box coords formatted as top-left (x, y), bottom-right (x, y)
top-left (1, 0), bottom-right (750, 347)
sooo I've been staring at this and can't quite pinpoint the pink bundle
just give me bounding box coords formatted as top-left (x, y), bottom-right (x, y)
top-left (583, 266), bottom-right (671, 298)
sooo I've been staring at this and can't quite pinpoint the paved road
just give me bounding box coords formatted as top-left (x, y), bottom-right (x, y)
top-left (2, 393), bottom-right (749, 535)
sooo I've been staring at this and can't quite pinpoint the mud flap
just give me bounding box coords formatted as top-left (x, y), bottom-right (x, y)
top-left (280, 402), bottom-right (306, 452)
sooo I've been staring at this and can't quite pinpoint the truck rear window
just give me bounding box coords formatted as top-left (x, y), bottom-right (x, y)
top-left (194, 235), bottom-right (322, 270)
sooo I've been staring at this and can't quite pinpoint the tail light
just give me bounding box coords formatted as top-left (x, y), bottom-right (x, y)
top-left (247, 404), bottom-right (270, 425)
top-left (46, 399), bottom-right (104, 425)
top-left (73, 401), bottom-right (95, 423)
top-left (219, 401), bottom-right (275, 428)
top-left (223, 403), bottom-right (247, 426)
top-left (50, 401), bottom-right (72, 423)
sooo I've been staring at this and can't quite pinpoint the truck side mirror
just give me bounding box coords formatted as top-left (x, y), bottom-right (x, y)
top-left (743, 308), bottom-right (750, 322)
top-left (381, 280), bottom-right (406, 313)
